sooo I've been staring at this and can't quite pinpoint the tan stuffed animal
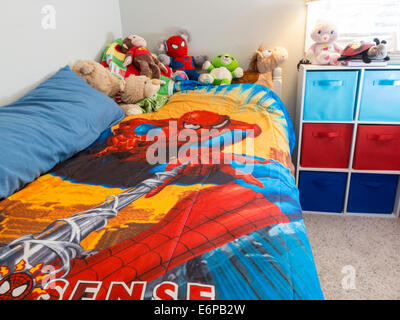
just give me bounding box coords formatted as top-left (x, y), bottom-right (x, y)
top-left (72, 60), bottom-right (121, 99)
top-left (72, 60), bottom-right (164, 116)
top-left (119, 75), bottom-right (165, 115)
top-left (232, 46), bottom-right (288, 90)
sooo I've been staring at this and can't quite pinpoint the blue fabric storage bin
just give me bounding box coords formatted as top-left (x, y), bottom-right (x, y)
top-left (303, 71), bottom-right (359, 121)
top-left (299, 171), bottom-right (347, 213)
top-left (359, 70), bottom-right (400, 122)
top-left (347, 173), bottom-right (398, 214)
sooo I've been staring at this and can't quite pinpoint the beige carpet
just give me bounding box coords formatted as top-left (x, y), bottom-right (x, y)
top-left (303, 213), bottom-right (400, 300)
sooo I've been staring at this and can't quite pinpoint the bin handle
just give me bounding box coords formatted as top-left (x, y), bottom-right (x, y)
top-left (314, 80), bottom-right (344, 87)
top-left (373, 79), bottom-right (400, 86)
top-left (312, 179), bottom-right (334, 187)
top-left (367, 134), bottom-right (395, 142)
top-left (363, 181), bottom-right (384, 189)
top-left (312, 131), bottom-right (340, 138)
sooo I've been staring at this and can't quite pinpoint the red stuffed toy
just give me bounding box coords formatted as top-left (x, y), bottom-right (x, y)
top-left (121, 34), bottom-right (172, 79)
top-left (157, 29), bottom-right (207, 81)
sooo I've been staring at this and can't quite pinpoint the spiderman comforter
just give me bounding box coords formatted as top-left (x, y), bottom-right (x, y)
top-left (0, 83), bottom-right (323, 300)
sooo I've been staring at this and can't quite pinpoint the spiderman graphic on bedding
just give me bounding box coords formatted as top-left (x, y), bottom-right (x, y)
top-left (0, 110), bottom-right (301, 300)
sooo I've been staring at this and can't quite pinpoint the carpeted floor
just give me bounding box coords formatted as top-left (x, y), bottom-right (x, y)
top-left (303, 213), bottom-right (400, 300)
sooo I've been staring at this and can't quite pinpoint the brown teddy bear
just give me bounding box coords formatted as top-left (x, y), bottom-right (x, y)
top-left (72, 60), bottom-right (164, 116)
top-left (122, 34), bottom-right (168, 79)
top-left (72, 60), bottom-right (121, 99)
top-left (118, 75), bottom-right (165, 115)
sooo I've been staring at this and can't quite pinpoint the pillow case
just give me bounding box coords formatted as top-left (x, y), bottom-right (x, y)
top-left (0, 65), bottom-right (124, 199)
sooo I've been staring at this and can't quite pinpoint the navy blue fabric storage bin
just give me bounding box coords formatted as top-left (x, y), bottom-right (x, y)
top-left (299, 171), bottom-right (347, 213)
top-left (303, 71), bottom-right (359, 121)
top-left (347, 173), bottom-right (398, 214)
top-left (359, 70), bottom-right (400, 122)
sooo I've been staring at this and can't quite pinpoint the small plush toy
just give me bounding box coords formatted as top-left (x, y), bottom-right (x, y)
top-left (136, 94), bottom-right (169, 113)
top-left (338, 38), bottom-right (391, 64)
top-left (100, 38), bottom-right (128, 80)
top-left (171, 70), bottom-right (189, 81)
top-left (232, 45), bottom-right (288, 90)
top-left (73, 60), bottom-right (121, 99)
top-left (306, 22), bottom-right (342, 65)
top-left (157, 29), bottom-right (207, 81)
top-left (198, 54), bottom-right (243, 85)
top-left (122, 34), bottom-right (168, 79)
top-left (338, 41), bottom-right (374, 63)
top-left (100, 37), bottom-right (173, 96)
top-left (72, 60), bottom-right (166, 116)
top-left (119, 75), bottom-right (167, 115)
top-left (368, 38), bottom-right (390, 61)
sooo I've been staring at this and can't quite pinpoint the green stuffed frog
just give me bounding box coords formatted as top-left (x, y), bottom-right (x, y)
top-left (199, 54), bottom-right (244, 85)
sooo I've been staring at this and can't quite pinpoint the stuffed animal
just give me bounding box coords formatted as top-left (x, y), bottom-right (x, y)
top-left (171, 70), bottom-right (189, 81)
top-left (368, 38), bottom-right (390, 61)
top-left (157, 29), bottom-right (207, 81)
top-left (100, 37), bottom-right (173, 95)
top-left (100, 38), bottom-right (128, 80)
top-left (306, 22), bottom-right (342, 65)
top-left (119, 75), bottom-right (166, 115)
top-left (135, 93), bottom-right (169, 113)
top-left (232, 45), bottom-right (288, 90)
top-left (72, 60), bottom-right (165, 116)
top-left (338, 38), bottom-right (390, 64)
top-left (198, 54), bottom-right (243, 85)
top-left (122, 34), bottom-right (168, 79)
top-left (72, 60), bottom-right (121, 99)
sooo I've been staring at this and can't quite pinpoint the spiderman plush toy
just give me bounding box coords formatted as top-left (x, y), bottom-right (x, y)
top-left (158, 29), bottom-right (207, 81)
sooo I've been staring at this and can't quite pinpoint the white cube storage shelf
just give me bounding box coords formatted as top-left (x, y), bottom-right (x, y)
top-left (296, 65), bottom-right (400, 217)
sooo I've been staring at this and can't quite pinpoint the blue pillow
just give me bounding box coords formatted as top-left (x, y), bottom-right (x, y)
top-left (0, 65), bottom-right (124, 198)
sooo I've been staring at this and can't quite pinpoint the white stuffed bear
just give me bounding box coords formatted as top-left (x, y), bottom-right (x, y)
top-left (306, 22), bottom-right (342, 65)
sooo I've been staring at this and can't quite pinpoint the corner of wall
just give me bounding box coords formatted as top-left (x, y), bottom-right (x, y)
top-left (116, 0), bottom-right (124, 37)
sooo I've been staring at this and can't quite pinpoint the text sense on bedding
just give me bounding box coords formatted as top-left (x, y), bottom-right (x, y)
top-left (0, 83), bottom-right (323, 300)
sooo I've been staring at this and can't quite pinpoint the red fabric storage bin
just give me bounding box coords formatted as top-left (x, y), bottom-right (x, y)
top-left (353, 125), bottom-right (400, 170)
top-left (300, 123), bottom-right (353, 168)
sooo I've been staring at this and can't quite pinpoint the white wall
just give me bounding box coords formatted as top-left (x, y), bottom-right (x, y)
top-left (119, 0), bottom-right (307, 122)
top-left (0, 0), bottom-right (307, 123)
top-left (0, 0), bottom-right (122, 106)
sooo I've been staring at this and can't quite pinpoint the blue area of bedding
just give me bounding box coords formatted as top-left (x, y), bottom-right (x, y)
top-left (0, 65), bottom-right (124, 198)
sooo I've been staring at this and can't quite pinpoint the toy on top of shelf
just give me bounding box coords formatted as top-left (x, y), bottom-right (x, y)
top-left (122, 34), bottom-right (169, 79)
top-left (297, 58), bottom-right (312, 71)
top-left (157, 29), bottom-right (208, 81)
top-left (198, 54), bottom-right (244, 85)
top-left (367, 38), bottom-right (390, 61)
top-left (232, 45), bottom-right (288, 90)
top-left (337, 38), bottom-right (390, 64)
top-left (306, 22), bottom-right (342, 65)
top-left (338, 40), bottom-right (376, 63)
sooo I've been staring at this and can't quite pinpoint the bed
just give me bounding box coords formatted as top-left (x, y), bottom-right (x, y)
top-left (0, 67), bottom-right (323, 300)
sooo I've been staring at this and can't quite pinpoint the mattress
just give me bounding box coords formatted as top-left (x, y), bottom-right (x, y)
top-left (0, 83), bottom-right (323, 300)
